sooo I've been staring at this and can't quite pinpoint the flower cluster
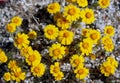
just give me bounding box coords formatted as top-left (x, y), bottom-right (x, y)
top-left (50, 62), bottom-right (64, 81)
top-left (3, 16), bottom-right (46, 82)
top-left (102, 26), bottom-right (115, 52)
top-left (100, 56), bottom-right (118, 76)
top-left (1, 0), bottom-right (119, 82)
top-left (70, 54), bottom-right (89, 79)
top-left (6, 16), bottom-right (22, 33)
top-left (3, 60), bottom-right (26, 82)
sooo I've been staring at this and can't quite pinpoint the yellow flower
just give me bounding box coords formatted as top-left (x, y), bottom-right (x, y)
top-left (104, 42), bottom-right (114, 52)
top-left (107, 56), bottom-right (118, 68)
top-left (98, 0), bottom-right (110, 9)
top-left (14, 33), bottom-right (30, 49)
top-left (28, 30), bottom-right (37, 39)
top-left (50, 62), bottom-right (60, 76)
top-left (87, 29), bottom-right (101, 44)
top-left (79, 39), bottom-right (92, 56)
top-left (100, 61), bottom-right (116, 76)
top-left (57, 17), bottom-right (71, 30)
top-left (11, 67), bottom-right (25, 82)
top-left (74, 65), bottom-right (89, 79)
top-left (66, 0), bottom-right (76, 3)
top-left (26, 50), bottom-right (41, 66)
top-left (47, 2), bottom-right (61, 14)
top-left (77, 0), bottom-right (88, 7)
top-left (0, 49), bottom-right (7, 63)
top-left (104, 26), bottom-right (115, 37)
top-left (11, 16), bottom-right (22, 26)
top-left (54, 72), bottom-right (64, 81)
top-left (63, 4), bottom-right (80, 22)
top-left (90, 53), bottom-right (96, 60)
top-left (81, 28), bottom-right (90, 37)
top-left (58, 30), bottom-right (74, 45)
top-left (8, 60), bottom-right (18, 70)
top-left (49, 43), bottom-right (65, 60)
top-left (20, 46), bottom-right (33, 57)
top-left (3, 72), bottom-right (11, 81)
top-left (101, 36), bottom-right (113, 44)
top-left (81, 8), bottom-right (95, 24)
top-left (44, 24), bottom-right (59, 40)
top-left (31, 63), bottom-right (46, 77)
top-left (70, 54), bottom-right (84, 67)
top-left (6, 23), bottom-right (16, 33)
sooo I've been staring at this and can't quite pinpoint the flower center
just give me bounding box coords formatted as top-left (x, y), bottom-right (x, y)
top-left (47, 29), bottom-right (53, 35)
top-left (105, 66), bottom-right (111, 73)
top-left (106, 28), bottom-right (112, 34)
top-left (82, 42), bottom-right (89, 49)
top-left (68, 8), bottom-right (75, 15)
top-left (17, 37), bottom-right (23, 44)
top-left (90, 54), bottom-right (96, 60)
top-left (90, 33), bottom-right (98, 40)
top-left (82, 30), bottom-right (88, 36)
top-left (63, 32), bottom-right (69, 38)
top-left (56, 73), bottom-right (61, 78)
top-left (14, 72), bottom-right (21, 77)
top-left (34, 67), bottom-right (40, 73)
top-left (14, 19), bottom-right (19, 23)
top-left (7, 25), bottom-right (12, 29)
top-left (29, 33), bottom-right (36, 38)
top-left (53, 48), bottom-right (60, 56)
top-left (4, 74), bottom-right (10, 79)
top-left (74, 59), bottom-right (80, 65)
top-left (23, 48), bottom-right (28, 54)
top-left (62, 18), bottom-right (69, 24)
top-left (49, 5), bottom-right (55, 10)
top-left (28, 55), bottom-right (35, 62)
top-left (86, 12), bottom-right (92, 18)
top-left (54, 66), bottom-right (60, 73)
top-left (101, 0), bottom-right (107, 5)
top-left (106, 43), bottom-right (113, 48)
top-left (78, 69), bottom-right (84, 74)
